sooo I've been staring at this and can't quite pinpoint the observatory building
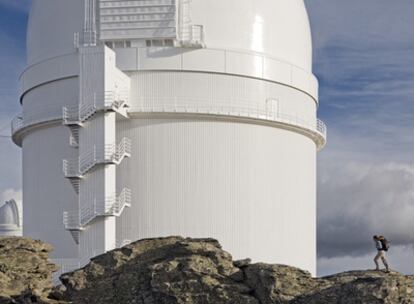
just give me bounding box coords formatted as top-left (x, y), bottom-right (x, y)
top-left (12, 0), bottom-right (326, 275)
top-left (0, 200), bottom-right (23, 237)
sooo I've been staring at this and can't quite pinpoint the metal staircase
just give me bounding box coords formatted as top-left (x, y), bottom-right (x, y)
top-left (63, 138), bottom-right (132, 178)
top-left (63, 188), bottom-right (132, 231)
top-left (62, 89), bottom-right (130, 194)
top-left (69, 126), bottom-right (80, 148)
top-left (62, 91), bottom-right (129, 127)
top-left (62, 91), bottom-right (132, 240)
top-left (62, 44), bottom-right (132, 254)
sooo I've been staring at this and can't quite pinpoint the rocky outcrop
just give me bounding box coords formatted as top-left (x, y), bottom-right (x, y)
top-left (61, 237), bottom-right (257, 304)
top-left (1, 236), bottom-right (414, 303)
top-left (292, 271), bottom-right (414, 304)
top-left (0, 237), bottom-right (64, 304)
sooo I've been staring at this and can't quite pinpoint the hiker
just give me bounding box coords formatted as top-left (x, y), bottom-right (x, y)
top-left (373, 235), bottom-right (390, 272)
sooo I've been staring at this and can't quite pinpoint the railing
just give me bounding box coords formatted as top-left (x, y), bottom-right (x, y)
top-left (11, 112), bottom-right (61, 137)
top-left (63, 159), bottom-right (80, 178)
top-left (104, 91), bottom-right (129, 108)
top-left (130, 103), bottom-right (327, 141)
top-left (63, 137), bottom-right (131, 177)
top-left (63, 188), bottom-right (132, 230)
top-left (11, 116), bottom-right (24, 135)
top-left (11, 104), bottom-right (70, 141)
top-left (114, 137), bottom-right (132, 161)
top-left (63, 102), bottom-right (97, 125)
top-left (63, 211), bottom-right (81, 230)
top-left (63, 91), bottom-right (129, 125)
top-left (317, 119), bottom-right (327, 138)
top-left (179, 25), bottom-right (205, 47)
top-left (109, 187), bottom-right (132, 215)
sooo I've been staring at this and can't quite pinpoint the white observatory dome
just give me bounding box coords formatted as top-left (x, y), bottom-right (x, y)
top-left (27, 0), bottom-right (83, 65)
top-left (0, 200), bottom-right (22, 236)
top-left (15, 0), bottom-right (325, 277)
top-left (27, 0), bottom-right (312, 70)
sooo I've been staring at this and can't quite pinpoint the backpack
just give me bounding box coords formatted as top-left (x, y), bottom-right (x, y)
top-left (380, 238), bottom-right (390, 251)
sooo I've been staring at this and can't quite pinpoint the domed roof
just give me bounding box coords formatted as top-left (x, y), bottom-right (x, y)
top-left (191, 0), bottom-right (313, 71)
top-left (27, 0), bottom-right (83, 65)
top-left (0, 200), bottom-right (20, 228)
top-left (27, 0), bottom-right (313, 71)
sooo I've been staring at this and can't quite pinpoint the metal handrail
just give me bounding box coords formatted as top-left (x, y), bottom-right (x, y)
top-left (63, 211), bottom-right (81, 230)
top-left (62, 90), bottom-right (129, 125)
top-left (11, 116), bottom-right (24, 135)
top-left (180, 25), bottom-right (204, 40)
top-left (64, 187), bottom-right (132, 230)
top-left (63, 159), bottom-right (79, 177)
top-left (129, 102), bottom-right (327, 140)
top-left (64, 137), bottom-right (131, 177)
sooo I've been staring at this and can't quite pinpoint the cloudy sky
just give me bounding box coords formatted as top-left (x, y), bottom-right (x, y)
top-left (0, 0), bottom-right (413, 276)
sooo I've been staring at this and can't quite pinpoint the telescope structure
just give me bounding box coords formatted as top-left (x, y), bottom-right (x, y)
top-left (0, 200), bottom-right (23, 237)
top-left (12, 0), bottom-right (326, 276)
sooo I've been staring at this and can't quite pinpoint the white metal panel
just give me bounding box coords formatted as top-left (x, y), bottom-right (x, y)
top-left (182, 48), bottom-right (225, 73)
top-left (116, 118), bottom-right (317, 274)
top-left (138, 47), bottom-right (182, 70)
top-left (116, 48), bottom-right (319, 101)
top-left (22, 78), bottom-right (79, 125)
top-left (22, 125), bottom-right (79, 258)
top-left (263, 57), bottom-right (293, 86)
top-left (27, 0), bottom-right (313, 70)
top-left (191, 0), bottom-right (313, 71)
top-left (99, 0), bottom-right (177, 40)
top-left (20, 53), bottom-right (79, 98)
top-left (225, 51), bottom-right (264, 78)
top-left (27, 0), bottom-right (83, 65)
top-left (20, 47), bottom-right (319, 102)
top-left (115, 48), bottom-right (139, 70)
top-left (127, 71), bottom-right (316, 123)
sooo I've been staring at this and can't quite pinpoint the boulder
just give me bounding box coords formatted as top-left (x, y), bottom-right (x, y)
top-left (61, 237), bottom-right (257, 304)
top-left (0, 237), bottom-right (65, 304)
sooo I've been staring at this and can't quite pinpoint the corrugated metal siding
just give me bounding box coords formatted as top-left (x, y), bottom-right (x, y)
top-left (22, 125), bottom-right (79, 258)
top-left (127, 71), bottom-right (316, 123)
top-left (22, 78), bottom-right (79, 126)
top-left (116, 117), bottom-right (316, 273)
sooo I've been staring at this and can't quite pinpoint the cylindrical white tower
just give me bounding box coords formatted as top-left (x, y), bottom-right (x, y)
top-left (12, 0), bottom-right (325, 275)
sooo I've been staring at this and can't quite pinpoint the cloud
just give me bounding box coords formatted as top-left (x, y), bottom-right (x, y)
top-left (1, 188), bottom-right (22, 202)
top-left (305, 0), bottom-right (414, 274)
top-left (0, 0), bottom-right (31, 12)
top-left (318, 161), bottom-right (414, 258)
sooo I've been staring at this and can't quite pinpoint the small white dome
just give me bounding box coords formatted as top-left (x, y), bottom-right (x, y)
top-left (0, 200), bottom-right (21, 234)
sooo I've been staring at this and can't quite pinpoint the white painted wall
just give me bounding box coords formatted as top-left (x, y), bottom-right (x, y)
top-left (27, 0), bottom-right (312, 70)
top-left (22, 125), bottom-right (79, 258)
top-left (116, 118), bottom-right (316, 273)
top-left (17, 0), bottom-right (323, 276)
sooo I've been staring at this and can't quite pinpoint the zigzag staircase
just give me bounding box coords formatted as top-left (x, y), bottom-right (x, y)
top-left (62, 87), bottom-right (131, 244)
top-left (63, 187), bottom-right (132, 232)
top-left (63, 137), bottom-right (132, 179)
top-left (62, 91), bottom-right (130, 195)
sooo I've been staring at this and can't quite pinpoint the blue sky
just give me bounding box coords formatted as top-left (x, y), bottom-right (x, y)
top-left (1, 0), bottom-right (413, 276)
